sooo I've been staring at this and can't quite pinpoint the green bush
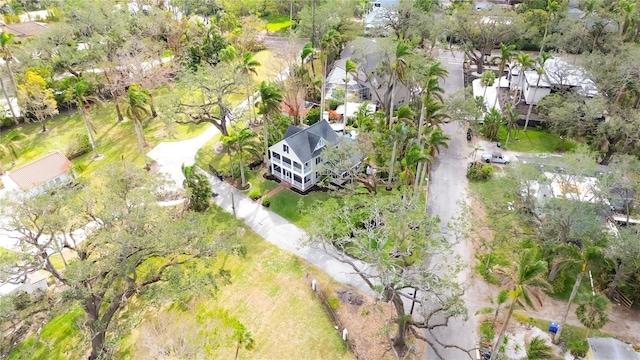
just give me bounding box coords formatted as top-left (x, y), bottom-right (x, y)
top-left (327, 99), bottom-right (341, 111)
top-left (248, 188), bottom-right (261, 200)
top-left (64, 134), bottom-right (91, 160)
top-left (467, 162), bottom-right (494, 181)
top-left (4, 14), bottom-right (20, 24)
top-left (261, 197), bottom-right (271, 207)
top-left (479, 321), bottom-right (495, 343)
top-left (305, 107), bottom-right (321, 125)
top-left (567, 339), bottom-right (588, 357)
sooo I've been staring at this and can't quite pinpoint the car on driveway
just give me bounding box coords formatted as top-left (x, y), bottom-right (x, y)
top-left (481, 152), bottom-right (510, 165)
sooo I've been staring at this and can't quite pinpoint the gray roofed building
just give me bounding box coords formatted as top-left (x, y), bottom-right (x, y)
top-left (587, 338), bottom-right (640, 360)
top-left (268, 120), bottom-right (357, 191)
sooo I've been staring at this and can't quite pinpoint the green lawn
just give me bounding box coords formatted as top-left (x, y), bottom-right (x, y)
top-left (498, 127), bottom-right (576, 153)
top-left (8, 306), bottom-right (85, 360)
top-left (269, 188), bottom-right (333, 229)
top-left (9, 207), bottom-right (351, 360)
top-left (262, 14), bottom-right (293, 33)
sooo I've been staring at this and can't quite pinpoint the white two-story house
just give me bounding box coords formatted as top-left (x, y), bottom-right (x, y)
top-left (269, 120), bottom-right (341, 191)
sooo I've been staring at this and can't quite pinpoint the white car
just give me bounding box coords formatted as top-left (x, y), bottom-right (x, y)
top-left (481, 152), bottom-right (510, 165)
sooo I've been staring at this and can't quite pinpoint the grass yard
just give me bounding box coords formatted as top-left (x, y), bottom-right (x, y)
top-left (498, 127), bottom-right (576, 153)
top-left (9, 207), bottom-right (351, 360)
top-left (7, 307), bottom-right (86, 360)
top-left (269, 188), bottom-right (334, 229)
top-left (262, 14), bottom-right (293, 33)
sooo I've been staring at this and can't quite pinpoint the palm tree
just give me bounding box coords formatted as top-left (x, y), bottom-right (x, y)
top-left (617, 0), bottom-right (636, 38)
top-left (64, 79), bottom-right (101, 160)
top-left (320, 30), bottom-right (342, 117)
top-left (0, 140), bottom-right (17, 174)
top-left (491, 249), bottom-right (550, 359)
top-left (526, 336), bottom-right (553, 360)
top-left (386, 118), bottom-right (414, 190)
top-left (491, 43), bottom-right (516, 108)
top-left (126, 84), bottom-right (153, 168)
top-left (576, 293), bottom-right (610, 338)
top-left (524, 53), bottom-right (552, 132)
top-left (491, 289), bottom-right (509, 328)
top-left (553, 240), bottom-right (605, 344)
top-left (401, 143), bottom-right (431, 186)
top-left (480, 71), bottom-right (496, 103)
top-left (222, 127), bottom-right (261, 189)
top-left (502, 102), bottom-right (520, 149)
top-left (388, 42), bottom-right (412, 129)
top-left (256, 81), bottom-right (283, 174)
top-left (482, 108), bottom-right (503, 141)
top-left (0, 32), bottom-right (18, 124)
top-left (0, 32), bottom-right (18, 92)
top-left (343, 58), bottom-right (357, 126)
top-left (414, 126), bottom-right (450, 193)
top-left (237, 50), bottom-right (261, 121)
top-left (515, 52), bottom-right (535, 103)
top-left (540, 0), bottom-right (560, 54)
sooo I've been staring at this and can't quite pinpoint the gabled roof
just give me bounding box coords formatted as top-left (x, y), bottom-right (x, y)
top-left (0, 22), bottom-right (48, 38)
top-left (7, 151), bottom-right (73, 190)
top-left (280, 120), bottom-right (338, 163)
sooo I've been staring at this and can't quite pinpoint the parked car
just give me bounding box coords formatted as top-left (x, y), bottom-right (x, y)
top-left (481, 152), bottom-right (510, 165)
top-left (466, 129), bottom-right (472, 141)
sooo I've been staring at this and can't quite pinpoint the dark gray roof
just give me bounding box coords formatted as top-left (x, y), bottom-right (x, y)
top-left (283, 125), bottom-right (303, 138)
top-left (587, 338), bottom-right (640, 360)
top-left (283, 120), bottom-right (338, 163)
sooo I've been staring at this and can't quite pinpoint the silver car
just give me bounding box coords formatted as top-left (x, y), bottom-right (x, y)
top-left (481, 152), bottom-right (510, 165)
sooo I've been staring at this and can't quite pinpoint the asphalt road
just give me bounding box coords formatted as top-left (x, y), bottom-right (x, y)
top-left (423, 50), bottom-right (479, 360)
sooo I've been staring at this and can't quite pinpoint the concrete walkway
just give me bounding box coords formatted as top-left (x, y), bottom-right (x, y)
top-left (204, 173), bottom-right (374, 294)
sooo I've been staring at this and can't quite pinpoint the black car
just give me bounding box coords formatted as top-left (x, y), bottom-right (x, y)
top-left (466, 128), bottom-right (472, 141)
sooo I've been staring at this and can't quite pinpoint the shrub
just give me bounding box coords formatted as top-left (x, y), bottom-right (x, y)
top-left (305, 107), bottom-right (321, 125)
top-left (526, 336), bottom-right (553, 360)
top-left (261, 197), bottom-right (271, 207)
top-left (467, 162), bottom-right (494, 181)
top-left (248, 188), bottom-right (261, 200)
top-left (567, 339), bottom-right (588, 357)
top-left (327, 98), bottom-right (341, 111)
top-left (4, 14), bottom-right (20, 24)
top-left (479, 321), bottom-right (495, 343)
top-left (64, 134), bottom-right (91, 159)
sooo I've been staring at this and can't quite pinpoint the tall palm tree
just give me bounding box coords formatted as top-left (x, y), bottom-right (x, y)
top-left (0, 32), bottom-right (17, 124)
top-left (502, 102), bottom-right (520, 149)
top-left (126, 84), bottom-right (152, 168)
top-left (222, 127), bottom-right (261, 189)
top-left (342, 59), bottom-right (357, 126)
top-left (540, 0), bottom-right (560, 54)
top-left (401, 143), bottom-right (431, 186)
top-left (388, 42), bottom-right (412, 129)
top-left (64, 79), bottom-right (101, 159)
top-left (515, 52), bottom-right (535, 103)
top-left (0, 32), bottom-right (18, 93)
top-left (576, 293), bottom-right (610, 338)
top-left (320, 30), bottom-right (342, 117)
top-left (491, 43), bottom-right (516, 108)
top-left (553, 240), bottom-right (605, 344)
top-left (256, 81), bottom-right (283, 174)
top-left (238, 51), bottom-right (261, 120)
top-left (414, 126), bottom-right (450, 193)
top-left (480, 71), bottom-right (496, 102)
top-left (524, 53), bottom-right (552, 131)
top-left (386, 116), bottom-right (414, 190)
top-left (0, 139), bottom-right (17, 174)
top-left (491, 249), bottom-right (550, 359)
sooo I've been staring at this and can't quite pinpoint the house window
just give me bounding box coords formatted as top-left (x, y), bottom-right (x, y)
top-left (315, 157), bottom-right (322, 165)
top-left (273, 152), bottom-right (281, 160)
top-left (304, 176), bottom-right (311, 183)
top-left (273, 165), bottom-right (281, 174)
top-left (283, 144), bottom-right (289, 153)
top-left (293, 161), bottom-right (302, 171)
top-left (342, 172), bottom-right (348, 178)
top-left (283, 157), bottom-right (291, 165)
top-left (314, 138), bottom-right (326, 151)
top-left (294, 175), bottom-right (302, 182)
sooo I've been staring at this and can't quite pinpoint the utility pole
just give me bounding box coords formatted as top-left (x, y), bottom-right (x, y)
top-left (289, 0), bottom-right (293, 38)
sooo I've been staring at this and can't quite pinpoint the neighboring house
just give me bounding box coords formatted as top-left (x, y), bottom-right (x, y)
top-left (0, 270), bottom-right (48, 297)
top-left (269, 120), bottom-right (354, 191)
top-left (586, 338), bottom-right (640, 360)
top-left (335, 101), bottom-right (377, 120)
top-left (325, 37), bottom-right (410, 112)
top-left (364, 5), bottom-right (391, 36)
top-left (0, 21), bottom-right (48, 39)
top-left (510, 57), bottom-right (598, 105)
top-left (281, 98), bottom-right (315, 120)
top-left (474, 1), bottom-right (493, 10)
top-left (1, 151), bottom-right (75, 195)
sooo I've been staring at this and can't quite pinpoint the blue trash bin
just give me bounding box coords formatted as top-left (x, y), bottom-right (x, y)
top-left (548, 322), bottom-right (559, 333)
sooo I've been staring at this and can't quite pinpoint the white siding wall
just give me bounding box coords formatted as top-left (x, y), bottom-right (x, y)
top-left (523, 83), bottom-right (551, 105)
top-left (269, 140), bottom-right (320, 191)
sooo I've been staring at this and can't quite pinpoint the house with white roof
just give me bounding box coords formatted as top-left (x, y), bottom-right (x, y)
top-left (510, 57), bottom-right (598, 105)
top-left (268, 120), bottom-right (358, 191)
